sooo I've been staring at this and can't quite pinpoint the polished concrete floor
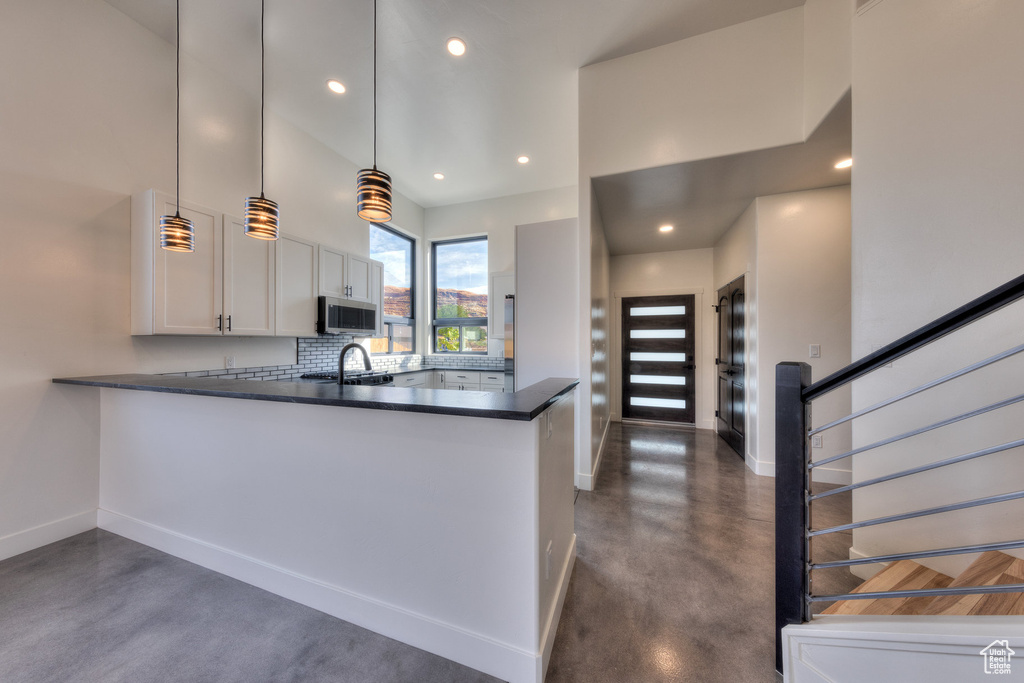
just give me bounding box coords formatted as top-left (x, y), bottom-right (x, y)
top-left (545, 422), bottom-right (856, 682)
top-left (0, 423), bottom-right (854, 682)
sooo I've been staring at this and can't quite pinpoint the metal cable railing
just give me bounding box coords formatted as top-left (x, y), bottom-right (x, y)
top-left (774, 272), bottom-right (1024, 676)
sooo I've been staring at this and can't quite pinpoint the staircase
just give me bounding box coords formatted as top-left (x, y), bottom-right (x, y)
top-left (775, 273), bottom-right (1024, 680)
top-left (822, 552), bottom-right (1024, 616)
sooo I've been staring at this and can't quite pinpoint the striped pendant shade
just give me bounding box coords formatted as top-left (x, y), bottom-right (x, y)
top-left (159, 211), bottom-right (195, 253)
top-left (243, 193), bottom-right (280, 240)
top-left (356, 167), bottom-right (392, 222)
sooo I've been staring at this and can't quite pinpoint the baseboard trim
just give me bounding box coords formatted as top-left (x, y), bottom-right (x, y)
top-left (0, 510), bottom-right (97, 562)
top-left (578, 420), bottom-right (609, 491)
top-left (745, 454), bottom-right (776, 477)
top-left (98, 509), bottom-right (541, 683)
top-left (539, 534), bottom-right (576, 680)
top-left (810, 466), bottom-right (852, 486)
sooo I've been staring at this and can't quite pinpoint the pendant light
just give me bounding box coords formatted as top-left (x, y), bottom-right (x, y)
top-left (159, 0), bottom-right (195, 253)
top-left (244, 0), bottom-right (280, 240)
top-left (356, 0), bottom-right (393, 222)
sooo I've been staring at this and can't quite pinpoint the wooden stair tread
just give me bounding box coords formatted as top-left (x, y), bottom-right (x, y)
top-left (822, 561), bottom-right (952, 616)
top-left (968, 558), bottom-right (1024, 616)
top-left (924, 551), bottom-right (1021, 616)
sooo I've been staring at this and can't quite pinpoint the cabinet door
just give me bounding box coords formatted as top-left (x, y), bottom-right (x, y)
top-left (276, 233), bottom-right (319, 337)
top-left (319, 246), bottom-right (346, 298)
top-left (395, 372), bottom-right (425, 388)
top-left (152, 193), bottom-right (223, 335)
top-left (370, 259), bottom-right (384, 337)
top-left (223, 214), bottom-right (275, 336)
top-left (346, 253), bottom-right (373, 302)
top-left (434, 371), bottom-right (445, 389)
top-left (480, 383), bottom-right (505, 393)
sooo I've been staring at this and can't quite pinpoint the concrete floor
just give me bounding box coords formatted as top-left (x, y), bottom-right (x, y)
top-left (0, 422), bottom-right (854, 682)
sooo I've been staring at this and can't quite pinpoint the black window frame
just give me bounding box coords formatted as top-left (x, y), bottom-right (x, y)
top-left (370, 223), bottom-right (416, 355)
top-left (431, 236), bottom-right (488, 355)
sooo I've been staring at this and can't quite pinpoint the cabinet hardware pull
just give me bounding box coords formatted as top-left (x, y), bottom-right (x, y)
top-left (227, 315), bottom-right (232, 332)
top-left (217, 314), bottom-right (223, 331)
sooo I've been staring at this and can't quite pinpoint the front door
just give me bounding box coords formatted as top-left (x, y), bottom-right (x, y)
top-left (716, 277), bottom-right (745, 458)
top-left (621, 295), bottom-right (696, 425)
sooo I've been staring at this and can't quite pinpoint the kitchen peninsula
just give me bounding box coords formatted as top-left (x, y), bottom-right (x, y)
top-left (53, 374), bottom-right (578, 683)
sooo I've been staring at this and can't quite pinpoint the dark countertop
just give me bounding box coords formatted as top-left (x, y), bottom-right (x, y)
top-left (53, 374), bottom-right (578, 422)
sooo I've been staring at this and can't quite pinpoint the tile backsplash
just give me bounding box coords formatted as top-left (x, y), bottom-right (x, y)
top-left (162, 335), bottom-right (504, 381)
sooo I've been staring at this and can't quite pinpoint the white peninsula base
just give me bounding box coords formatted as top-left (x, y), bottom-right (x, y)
top-left (95, 387), bottom-right (576, 683)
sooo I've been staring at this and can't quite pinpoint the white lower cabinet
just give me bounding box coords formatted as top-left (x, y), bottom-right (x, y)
top-left (480, 371), bottom-right (507, 393)
top-left (395, 371), bottom-right (426, 388)
top-left (445, 371), bottom-right (480, 391)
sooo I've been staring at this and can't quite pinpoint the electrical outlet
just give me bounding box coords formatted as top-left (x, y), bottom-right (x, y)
top-left (809, 344), bottom-right (821, 359)
top-left (545, 540), bottom-right (553, 580)
top-left (811, 434), bottom-right (823, 449)
top-left (225, 356), bottom-right (235, 369)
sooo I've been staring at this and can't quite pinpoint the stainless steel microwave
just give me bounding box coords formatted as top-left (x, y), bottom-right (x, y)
top-left (317, 296), bottom-right (377, 335)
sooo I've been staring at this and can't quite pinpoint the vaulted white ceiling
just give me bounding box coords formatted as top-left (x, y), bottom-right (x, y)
top-left (104, 0), bottom-right (804, 208)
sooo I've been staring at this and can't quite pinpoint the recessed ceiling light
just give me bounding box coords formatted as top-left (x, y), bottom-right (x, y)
top-left (835, 158), bottom-right (853, 169)
top-left (517, 155), bottom-right (530, 164)
top-left (326, 79), bottom-right (346, 94)
top-left (447, 38), bottom-right (466, 57)
top-left (659, 225), bottom-right (674, 233)
top-left (433, 172), bottom-right (445, 180)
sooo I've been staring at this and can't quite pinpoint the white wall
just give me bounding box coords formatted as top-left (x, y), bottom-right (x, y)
top-left (610, 249), bottom-right (716, 431)
top-left (0, 0), bottom-right (425, 558)
top-left (579, 8), bottom-right (806, 179)
top-left (755, 187), bottom-right (852, 482)
top-left (850, 0), bottom-right (1024, 574)
top-left (803, 0), bottom-right (853, 137)
top-left (714, 202), bottom-right (759, 466)
top-left (422, 187), bottom-right (577, 356)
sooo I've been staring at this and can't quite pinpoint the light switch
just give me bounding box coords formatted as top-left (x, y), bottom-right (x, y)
top-left (809, 344), bottom-right (821, 359)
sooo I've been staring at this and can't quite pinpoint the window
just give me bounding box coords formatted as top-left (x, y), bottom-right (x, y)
top-left (432, 237), bottom-right (488, 353)
top-left (369, 224), bottom-right (415, 354)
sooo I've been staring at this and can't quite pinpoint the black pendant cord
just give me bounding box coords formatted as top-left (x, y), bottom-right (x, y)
top-left (260, 0), bottom-right (266, 197)
top-left (373, 0), bottom-right (377, 170)
top-left (175, 0), bottom-right (182, 217)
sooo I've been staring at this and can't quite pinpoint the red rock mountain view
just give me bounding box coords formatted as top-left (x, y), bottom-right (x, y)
top-left (384, 286), bottom-right (487, 318)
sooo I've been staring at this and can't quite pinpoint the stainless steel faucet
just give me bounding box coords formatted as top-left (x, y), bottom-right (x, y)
top-left (339, 343), bottom-right (373, 385)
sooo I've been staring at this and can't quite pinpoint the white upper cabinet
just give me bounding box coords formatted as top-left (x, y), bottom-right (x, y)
top-left (319, 245), bottom-right (347, 299)
top-left (276, 233), bottom-right (319, 338)
top-left (132, 190), bottom-right (275, 336)
top-left (318, 246), bottom-right (374, 303)
top-left (346, 253), bottom-right (373, 303)
top-left (223, 213), bottom-right (276, 336)
top-left (133, 190), bottom-right (223, 335)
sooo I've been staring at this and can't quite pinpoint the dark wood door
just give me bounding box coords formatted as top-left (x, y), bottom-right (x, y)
top-left (621, 295), bottom-right (696, 424)
top-left (716, 277), bottom-right (745, 457)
